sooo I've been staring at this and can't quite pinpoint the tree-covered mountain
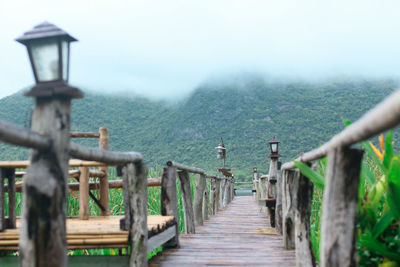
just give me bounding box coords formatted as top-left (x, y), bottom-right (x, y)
top-left (0, 77), bottom-right (398, 181)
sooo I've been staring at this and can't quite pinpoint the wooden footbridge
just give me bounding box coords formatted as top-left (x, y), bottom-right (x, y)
top-left (2, 22), bottom-right (400, 267)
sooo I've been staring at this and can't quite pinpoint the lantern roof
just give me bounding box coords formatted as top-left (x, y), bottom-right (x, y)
top-left (269, 136), bottom-right (280, 144)
top-left (16, 21), bottom-right (77, 45)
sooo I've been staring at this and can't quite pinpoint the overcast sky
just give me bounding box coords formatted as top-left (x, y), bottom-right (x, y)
top-left (1, 0), bottom-right (400, 99)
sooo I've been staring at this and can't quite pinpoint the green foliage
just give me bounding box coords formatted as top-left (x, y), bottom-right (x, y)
top-left (297, 129), bottom-right (400, 266)
top-left (0, 78), bottom-right (399, 181)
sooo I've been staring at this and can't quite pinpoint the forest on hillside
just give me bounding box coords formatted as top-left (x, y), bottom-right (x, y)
top-left (0, 77), bottom-right (398, 181)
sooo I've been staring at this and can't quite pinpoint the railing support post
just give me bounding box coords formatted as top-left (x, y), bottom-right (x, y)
top-left (202, 185), bottom-right (209, 221)
top-left (0, 168), bottom-right (16, 230)
top-left (215, 179), bottom-right (221, 211)
top-left (124, 162), bottom-right (148, 267)
top-left (98, 127), bottom-right (109, 215)
top-left (320, 147), bottom-right (363, 267)
top-left (223, 178), bottom-right (230, 207)
top-left (295, 167), bottom-right (315, 267)
top-left (161, 166), bottom-right (179, 247)
top-left (194, 173), bottom-right (206, 226)
top-left (259, 175), bottom-right (269, 200)
top-left (210, 178), bottom-right (216, 215)
top-left (20, 97), bottom-right (72, 267)
top-left (178, 170), bottom-right (195, 234)
top-left (79, 166), bottom-right (90, 220)
top-left (219, 179), bottom-right (225, 208)
top-left (275, 172), bottom-right (283, 235)
top-left (282, 169), bottom-right (297, 250)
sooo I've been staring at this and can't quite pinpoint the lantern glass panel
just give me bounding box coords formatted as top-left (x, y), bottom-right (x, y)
top-left (30, 38), bottom-right (60, 82)
top-left (61, 40), bottom-right (69, 81)
top-left (271, 143), bottom-right (278, 153)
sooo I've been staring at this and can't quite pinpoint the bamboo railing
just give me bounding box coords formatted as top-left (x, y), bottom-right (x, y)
top-left (276, 88), bottom-right (400, 267)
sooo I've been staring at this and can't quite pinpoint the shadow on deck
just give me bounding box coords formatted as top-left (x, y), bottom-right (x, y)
top-left (150, 196), bottom-right (295, 266)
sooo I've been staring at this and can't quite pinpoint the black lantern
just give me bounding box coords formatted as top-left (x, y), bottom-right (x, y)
top-left (269, 136), bottom-right (280, 158)
top-left (16, 22), bottom-right (82, 98)
top-left (253, 166), bottom-right (257, 173)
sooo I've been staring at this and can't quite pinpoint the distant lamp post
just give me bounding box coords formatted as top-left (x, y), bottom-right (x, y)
top-left (215, 137), bottom-right (226, 168)
top-left (16, 21), bottom-right (82, 98)
top-left (269, 136), bottom-right (280, 159)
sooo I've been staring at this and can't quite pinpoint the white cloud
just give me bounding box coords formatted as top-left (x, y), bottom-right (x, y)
top-left (1, 0), bottom-right (400, 99)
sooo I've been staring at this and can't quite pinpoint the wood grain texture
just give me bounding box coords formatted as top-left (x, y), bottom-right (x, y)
top-left (98, 127), bottom-right (109, 216)
top-left (79, 167), bottom-right (90, 220)
top-left (275, 172), bottom-right (283, 235)
top-left (149, 196), bottom-right (295, 266)
top-left (295, 170), bottom-right (315, 267)
top-left (320, 147), bottom-right (363, 267)
top-left (177, 171), bottom-right (195, 234)
top-left (193, 174), bottom-right (206, 226)
top-left (161, 167), bottom-right (179, 248)
top-left (282, 169), bottom-right (298, 250)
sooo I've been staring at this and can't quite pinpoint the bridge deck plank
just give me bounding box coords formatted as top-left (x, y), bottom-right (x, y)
top-left (149, 196), bottom-right (295, 266)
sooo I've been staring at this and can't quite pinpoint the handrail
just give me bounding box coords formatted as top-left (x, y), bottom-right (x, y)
top-left (282, 88), bottom-right (400, 170)
top-left (166, 161), bottom-right (205, 174)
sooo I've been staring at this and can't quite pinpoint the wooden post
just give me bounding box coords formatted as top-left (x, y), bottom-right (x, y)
top-left (282, 169), bottom-right (298, 250)
top-left (20, 97), bottom-right (72, 267)
top-left (259, 175), bottom-right (269, 199)
top-left (202, 186), bottom-right (209, 220)
top-left (320, 147), bottom-right (363, 267)
top-left (210, 178), bottom-right (216, 215)
top-left (223, 178), bottom-right (230, 207)
top-left (177, 171), bottom-right (195, 234)
top-left (193, 174), bottom-right (206, 226)
top-left (295, 168), bottom-right (315, 267)
top-left (79, 167), bottom-right (90, 220)
top-left (124, 162), bottom-right (148, 267)
top-left (275, 172), bottom-right (283, 235)
top-left (98, 127), bottom-right (109, 216)
top-left (215, 179), bottom-right (221, 211)
top-left (219, 179), bottom-right (225, 208)
top-left (253, 167), bottom-right (258, 197)
top-left (161, 166), bottom-right (179, 247)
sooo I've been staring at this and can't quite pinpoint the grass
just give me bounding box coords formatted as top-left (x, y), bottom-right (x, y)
top-left (2, 165), bottom-right (203, 259)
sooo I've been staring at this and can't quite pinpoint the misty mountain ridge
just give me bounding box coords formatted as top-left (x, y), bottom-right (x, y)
top-left (0, 77), bottom-right (398, 181)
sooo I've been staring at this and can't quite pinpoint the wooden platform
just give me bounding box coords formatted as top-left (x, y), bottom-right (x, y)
top-left (149, 196), bottom-right (296, 266)
top-left (0, 215), bottom-right (174, 250)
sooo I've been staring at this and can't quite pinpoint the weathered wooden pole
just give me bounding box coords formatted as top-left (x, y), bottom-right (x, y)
top-left (215, 179), bottom-right (221, 211)
top-left (253, 166), bottom-right (259, 201)
top-left (193, 174), bottom-right (206, 226)
top-left (295, 168), bottom-right (315, 267)
top-left (223, 178), bottom-right (230, 207)
top-left (124, 162), bottom-right (148, 267)
top-left (79, 166), bottom-right (90, 220)
top-left (282, 169), bottom-right (298, 250)
top-left (275, 172), bottom-right (283, 235)
top-left (210, 178), bottom-right (216, 215)
top-left (219, 179), bottom-right (225, 208)
top-left (259, 175), bottom-right (269, 199)
top-left (161, 166), bottom-right (179, 247)
top-left (320, 147), bottom-right (363, 267)
top-left (202, 186), bottom-right (209, 220)
top-left (20, 96), bottom-right (74, 267)
top-left (98, 127), bottom-right (109, 215)
top-left (178, 171), bottom-right (195, 234)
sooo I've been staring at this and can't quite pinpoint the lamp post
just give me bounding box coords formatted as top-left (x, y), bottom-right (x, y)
top-left (16, 22), bottom-right (82, 267)
top-left (267, 136), bottom-right (281, 228)
top-left (215, 137), bottom-right (226, 169)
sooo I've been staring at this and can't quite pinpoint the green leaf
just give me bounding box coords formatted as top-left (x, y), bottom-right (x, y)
top-left (383, 131), bottom-right (394, 171)
top-left (361, 141), bottom-right (387, 174)
top-left (372, 210), bottom-right (394, 238)
top-left (359, 234), bottom-right (400, 261)
top-left (368, 177), bottom-right (386, 209)
top-left (361, 161), bottom-right (376, 185)
top-left (342, 118), bottom-right (353, 126)
top-left (294, 161), bottom-right (324, 189)
top-left (387, 155), bottom-right (400, 219)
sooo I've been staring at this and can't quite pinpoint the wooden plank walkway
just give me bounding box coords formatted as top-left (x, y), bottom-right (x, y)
top-left (150, 196), bottom-right (296, 266)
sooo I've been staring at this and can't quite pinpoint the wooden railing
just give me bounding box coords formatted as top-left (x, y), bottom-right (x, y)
top-left (276, 89), bottom-right (400, 267)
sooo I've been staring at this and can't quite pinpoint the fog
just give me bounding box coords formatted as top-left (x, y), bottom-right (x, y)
top-left (1, 0), bottom-right (400, 99)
